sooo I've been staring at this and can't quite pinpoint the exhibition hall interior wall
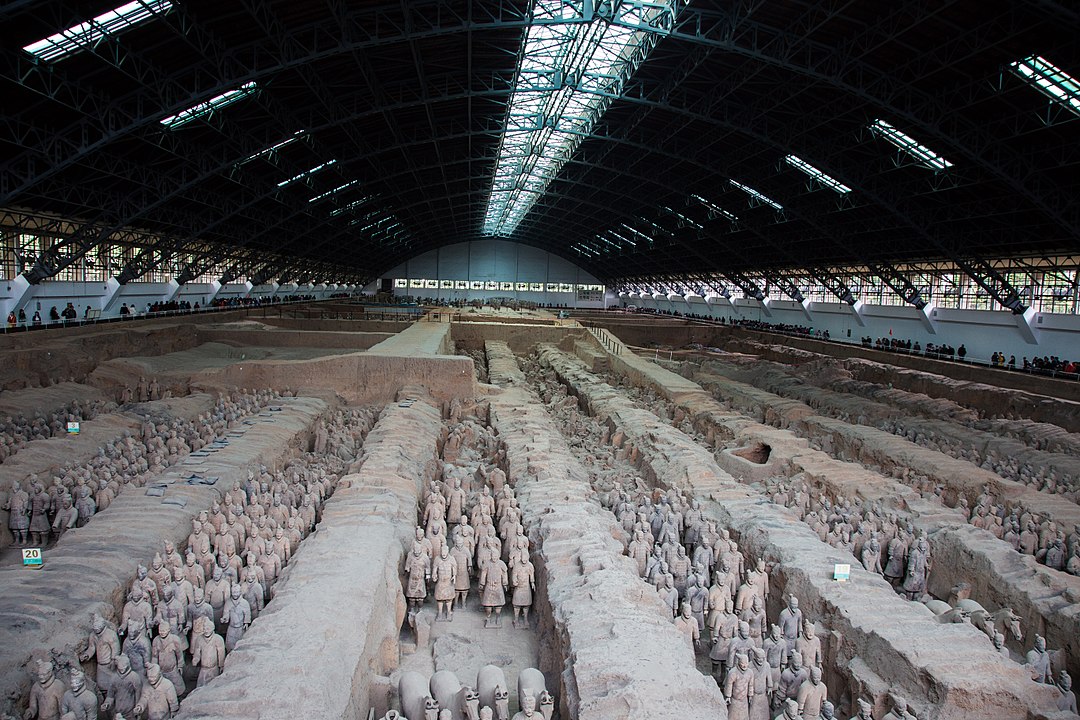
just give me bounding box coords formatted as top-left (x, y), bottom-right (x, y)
top-left (623, 293), bottom-right (1080, 366)
top-left (380, 240), bottom-right (607, 308)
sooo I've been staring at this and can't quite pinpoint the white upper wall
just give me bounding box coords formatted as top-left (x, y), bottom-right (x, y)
top-left (383, 240), bottom-right (601, 285)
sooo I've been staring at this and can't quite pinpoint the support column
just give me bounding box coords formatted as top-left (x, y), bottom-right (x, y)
top-left (1013, 306), bottom-right (1039, 345)
top-left (204, 280), bottom-right (223, 306)
top-left (161, 279), bottom-right (182, 303)
top-left (1, 275), bottom-right (34, 319)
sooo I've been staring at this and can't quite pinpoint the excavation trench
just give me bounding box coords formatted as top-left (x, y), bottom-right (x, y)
top-left (535, 342), bottom-right (1060, 720)
top-left (174, 395), bottom-right (431, 720)
top-left (694, 355), bottom-right (1080, 504)
top-left (484, 341), bottom-right (729, 720)
top-left (637, 354), bottom-right (1080, 690)
top-left (0, 395), bottom-right (330, 716)
top-left (391, 397), bottom-right (545, 720)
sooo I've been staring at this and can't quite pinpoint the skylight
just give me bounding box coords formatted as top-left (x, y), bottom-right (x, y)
top-left (1009, 55), bottom-right (1080, 117)
top-left (23, 0), bottom-right (173, 63)
top-left (329, 196), bottom-right (376, 217)
top-left (276, 160), bottom-right (337, 188)
top-left (161, 81), bottom-right (258, 129)
top-left (690, 194), bottom-right (739, 222)
top-left (730, 179), bottom-right (783, 210)
top-left (661, 205), bottom-right (703, 229)
top-left (619, 223), bottom-right (653, 243)
top-left (783, 155), bottom-right (852, 193)
top-left (309, 180), bottom-right (359, 204)
top-left (869, 119), bottom-right (953, 171)
top-left (239, 131), bottom-right (306, 165)
top-left (483, 0), bottom-right (687, 237)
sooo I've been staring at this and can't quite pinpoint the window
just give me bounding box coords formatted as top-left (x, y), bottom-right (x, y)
top-left (500, 282), bottom-right (514, 291)
top-left (161, 81), bottom-right (259, 129)
top-left (277, 160), bottom-right (337, 188)
top-left (483, 0), bottom-right (686, 237)
top-left (394, 279), bottom-right (408, 288)
top-left (869, 119), bottom-right (953, 171)
top-left (1009, 55), bottom-right (1080, 117)
top-left (730, 179), bottom-right (783, 210)
top-left (23, 0), bottom-right (172, 64)
top-left (239, 131), bottom-right (305, 165)
top-left (783, 155), bottom-right (853, 193)
top-left (484, 281), bottom-right (498, 291)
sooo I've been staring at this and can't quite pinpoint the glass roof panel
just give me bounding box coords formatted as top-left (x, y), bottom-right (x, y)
top-left (869, 119), bottom-right (953, 171)
top-left (161, 81), bottom-right (258, 129)
top-left (309, 179), bottom-right (359, 204)
top-left (730, 179), bottom-right (783, 210)
top-left (783, 155), bottom-right (853, 193)
top-left (239, 131), bottom-right (306, 165)
top-left (23, 0), bottom-right (173, 63)
top-left (1009, 55), bottom-right (1080, 117)
top-left (690, 194), bottom-right (738, 222)
top-left (483, 0), bottom-right (689, 237)
top-left (276, 160), bottom-right (337, 188)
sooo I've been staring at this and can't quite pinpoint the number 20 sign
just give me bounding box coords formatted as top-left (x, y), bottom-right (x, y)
top-left (22, 548), bottom-right (43, 568)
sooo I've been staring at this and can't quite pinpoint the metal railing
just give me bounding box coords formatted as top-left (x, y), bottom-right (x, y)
top-left (586, 324), bottom-right (622, 355)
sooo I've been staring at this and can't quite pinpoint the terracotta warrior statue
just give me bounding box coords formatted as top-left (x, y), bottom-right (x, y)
top-left (191, 616), bottom-right (226, 687)
top-left (510, 550), bottom-right (535, 628)
top-left (449, 535), bottom-right (473, 609)
top-left (133, 663), bottom-right (179, 720)
top-left (405, 542), bottom-right (432, 612)
top-left (60, 668), bottom-right (97, 720)
top-left (431, 545), bottom-right (458, 621)
top-left (479, 551), bottom-right (509, 628)
top-left (24, 660), bottom-right (64, 720)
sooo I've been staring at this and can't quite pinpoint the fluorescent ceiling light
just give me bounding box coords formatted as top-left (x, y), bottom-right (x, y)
top-left (23, 0), bottom-right (172, 63)
top-left (730, 179), bottom-right (783, 210)
top-left (783, 154), bottom-right (853, 193)
top-left (690, 194), bottom-right (739, 222)
top-left (608, 230), bottom-right (635, 247)
top-left (240, 131), bottom-right (306, 165)
top-left (309, 180), bottom-right (360, 204)
top-left (869, 119), bottom-right (953, 171)
top-left (1009, 55), bottom-right (1080, 117)
top-left (483, 0), bottom-right (687, 238)
top-left (161, 81), bottom-right (258, 129)
top-left (277, 160), bottom-right (337, 188)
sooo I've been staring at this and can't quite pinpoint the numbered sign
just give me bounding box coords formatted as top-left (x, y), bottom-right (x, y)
top-left (833, 563), bottom-right (850, 582)
top-left (22, 548), bottom-right (43, 568)
top-left (66, 421), bottom-right (80, 435)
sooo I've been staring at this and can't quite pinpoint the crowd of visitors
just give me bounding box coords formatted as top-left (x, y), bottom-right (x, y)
top-left (861, 336), bottom-right (961, 361)
top-left (5, 294), bottom-right (327, 332)
top-left (614, 306), bottom-right (1079, 382)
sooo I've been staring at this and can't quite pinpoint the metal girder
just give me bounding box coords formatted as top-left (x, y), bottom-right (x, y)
top-left (953, 257), bottom-right (1028, 314)
top-left (765, 273), bottom-right (805, 303)
top-left (720, 272), bottom-right (766, 301)
top-left (868, 263), bottom-right (928, 309)
top-left (810, 269), bottom-right (857, 305)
